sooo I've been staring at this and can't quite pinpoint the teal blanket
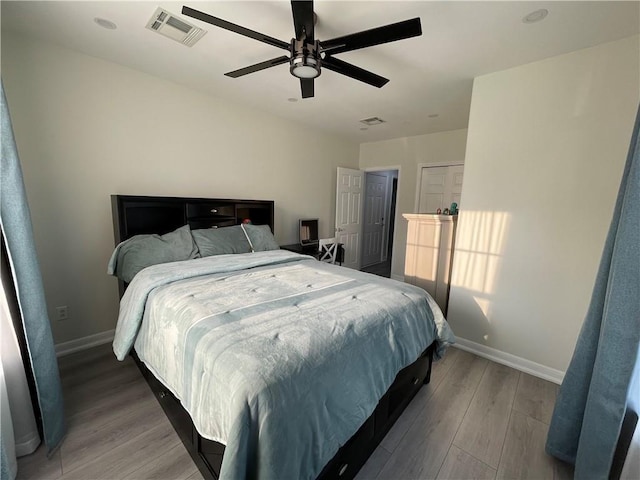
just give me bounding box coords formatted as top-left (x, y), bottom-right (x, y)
top-left (113, 250), bottom-right (454, 480)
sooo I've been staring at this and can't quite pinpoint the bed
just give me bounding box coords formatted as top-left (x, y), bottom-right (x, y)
top-left (110, 195), bottom-right (454, 480)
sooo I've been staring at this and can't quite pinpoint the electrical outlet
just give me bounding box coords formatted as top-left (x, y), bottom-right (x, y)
top-left (56, 306), bottom-right (68, 321)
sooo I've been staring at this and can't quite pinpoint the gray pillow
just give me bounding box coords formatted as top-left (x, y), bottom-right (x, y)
top-left (192, 225), bottom-right (251, 257)
top-left (242, 224), bottom-right (280, 252)
top-left (109, 225), bottom-right (199, 283)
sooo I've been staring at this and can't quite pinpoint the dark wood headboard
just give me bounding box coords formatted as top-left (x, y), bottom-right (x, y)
top-left (111, 195), bottom-right (275, 245)
top-left (111, 195), bottom-right (275, 297)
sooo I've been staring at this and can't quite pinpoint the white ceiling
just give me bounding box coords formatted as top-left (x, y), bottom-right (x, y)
top-left (2, 1), bottom-right (639, 142)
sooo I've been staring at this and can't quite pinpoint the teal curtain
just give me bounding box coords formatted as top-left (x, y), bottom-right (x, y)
top-left (0, 82), bottom-right (66, 459)
top-left (546, 105), bottom-right (640, 478)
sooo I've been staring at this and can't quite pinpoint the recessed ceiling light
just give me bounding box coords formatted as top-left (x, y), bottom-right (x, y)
top-left (522, 9), bottom-right (548, 24)
top-left (287, 98), bottom-right (298, 102)
top-left (428, 114), bottom-right (439, 118)
top-left (94, 17), bottom-right (117, 30)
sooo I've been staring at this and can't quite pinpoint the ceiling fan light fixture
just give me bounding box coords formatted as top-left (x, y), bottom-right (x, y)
top-left (291, 56), bottom-right (320, 79)
top-left (290, 39), bottom-right (321, 79)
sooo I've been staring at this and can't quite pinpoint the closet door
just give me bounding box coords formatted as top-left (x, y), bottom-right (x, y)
top-left (418, 165), bottom-right (464, 213)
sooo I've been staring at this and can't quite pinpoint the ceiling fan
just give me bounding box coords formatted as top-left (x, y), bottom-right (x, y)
top-left (182, 1), bottom-right (422, 99)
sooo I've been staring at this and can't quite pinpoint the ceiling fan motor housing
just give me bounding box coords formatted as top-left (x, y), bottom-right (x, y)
top-left (290, 39), bottom-right (321, 79)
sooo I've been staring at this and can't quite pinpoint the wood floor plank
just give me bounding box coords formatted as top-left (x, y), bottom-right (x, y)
top-left (122, 442), bottom-right (198, 480)
top-left (61, 351), bottom-right (133, 390)
top-left (61, 395), bottom-right (162, 473)
top-left (431, 347), bottom-right (462, 382)
top-left (61, 353), bottom-right (137, 388)
top-left (66, 378), bottom-right (153, 431)
top-left (185, 470), bottom-right (206, 480)
top-left (380, 346), bottom-right (461, 452)
top-left (496, 411), bottom-right (557, 480)
top-left (61, 420), bottom-right (179, 479)
top-left (16, 444), bottom-right (63, 480)
top-left (453, 362), bottom-right (520, 468)
top-left (436, 446), bottom-right (496, 480)
top-left (57, 343), bottom-right (113, 373)
top-left (63, 361), bottom-right (142, 416)
top-left (354, 445), bottom-right (391, 480)
top-left (513, 373), bottom-right (558, 424)
top-left (377, 351), bottom-right (488, 480)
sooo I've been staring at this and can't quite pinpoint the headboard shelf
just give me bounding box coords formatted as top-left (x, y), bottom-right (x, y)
top-left (111, 195), bottom-right (275, 245)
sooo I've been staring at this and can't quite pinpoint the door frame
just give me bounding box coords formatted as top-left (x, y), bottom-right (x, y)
top-left (414, 162), bottom-right (464, 213)
top-left (363, 165), bottom-right (401, 266)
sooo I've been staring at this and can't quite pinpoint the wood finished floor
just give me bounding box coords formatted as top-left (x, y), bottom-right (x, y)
top-left (360, 260), bottom-right (392, 278)
top-left (17, 344), bottom-right (573, 480)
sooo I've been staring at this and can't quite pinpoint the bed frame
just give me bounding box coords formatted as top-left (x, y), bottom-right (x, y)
top-left (111, 194), bottom-right (435, 480)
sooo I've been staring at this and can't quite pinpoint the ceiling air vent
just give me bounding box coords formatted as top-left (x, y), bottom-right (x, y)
top-left (146, 7), bottom-right (206, 47)
top-left (360, 117), bottom-right (386, 126)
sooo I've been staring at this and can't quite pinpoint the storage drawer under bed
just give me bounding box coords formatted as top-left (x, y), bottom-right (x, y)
top-left (134, 343), bottom-right (435, 480)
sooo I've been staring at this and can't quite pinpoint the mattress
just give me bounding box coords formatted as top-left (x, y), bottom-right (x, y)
top-left (113, 250), bottom-right (454, 480)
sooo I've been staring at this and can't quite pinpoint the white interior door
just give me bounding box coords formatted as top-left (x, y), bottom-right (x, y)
top-left (450, 165), bottom-right (464, 207)
top-left (336, 167), bottom-right (364, 269)
top-left (362, 172), bottom-right (387, 267)
top-left (418, 164), bottom-right (464, 213)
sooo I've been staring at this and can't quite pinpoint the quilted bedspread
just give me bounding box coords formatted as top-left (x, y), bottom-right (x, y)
top-left (112, 250), bottom-right (454, 480)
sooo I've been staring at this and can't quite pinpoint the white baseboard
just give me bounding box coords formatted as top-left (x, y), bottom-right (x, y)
top-left (452, 337), bottom-right (565, 385)
top-left (53, 331), bottom-right (565, 383)
top-left (55, 329), bottom-right (115, 357)
top-left (15, 432), bottom-right (40, 457)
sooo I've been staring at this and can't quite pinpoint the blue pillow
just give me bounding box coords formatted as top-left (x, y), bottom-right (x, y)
top-left (242, 224), bottom-right (280, 252)
top-left (191, 225), bottom-right (252, 257)
top-left (107, 225), bottom-right (199, 283)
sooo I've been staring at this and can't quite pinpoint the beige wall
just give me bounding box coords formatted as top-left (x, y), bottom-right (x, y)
top-left (448, 35), bottom-right (639, 374)
top-left (1, 33), bottom-right (359, 345)
top-left (359, 129), bottom-right (468, 278)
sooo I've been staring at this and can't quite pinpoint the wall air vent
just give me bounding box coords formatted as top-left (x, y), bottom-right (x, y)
top-left (360, 117), bottom-right (386, 126)
top-left (146, 7), bottom-right (206, 47)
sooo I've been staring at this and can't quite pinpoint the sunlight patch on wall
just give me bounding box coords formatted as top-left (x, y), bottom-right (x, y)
top-left (451, 210), bottom-right (510, 296)
top-left (473, 296), bottom-right (493, 319)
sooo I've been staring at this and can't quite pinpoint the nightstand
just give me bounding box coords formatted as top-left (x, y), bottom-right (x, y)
top-left (280, 243), bottom-right (344, 265)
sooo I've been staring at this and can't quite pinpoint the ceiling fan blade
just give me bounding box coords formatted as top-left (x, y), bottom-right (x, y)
top-left (291, 0), bottom-right (314, 41)
top-left (300, 78), bottom-right (314, 98)
top-left (182, 6), bottom-right (290, 50)
top-left (225, 56), bottom-right (290, 78)
top-left (322, 56), bottom-right (389, 88)
top-left (320, 17), bottom-right (421, 55)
